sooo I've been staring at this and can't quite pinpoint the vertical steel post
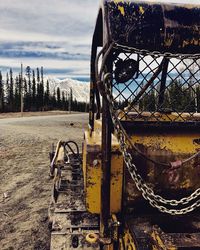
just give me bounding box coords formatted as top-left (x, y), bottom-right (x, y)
top-left (158, 58), bottom-right (169, 108)
top-left (100, 81), bottom-right (112, 239)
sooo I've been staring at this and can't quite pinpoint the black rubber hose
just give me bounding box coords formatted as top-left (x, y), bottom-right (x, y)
top-left (64, 140), bottom-right (80, 157)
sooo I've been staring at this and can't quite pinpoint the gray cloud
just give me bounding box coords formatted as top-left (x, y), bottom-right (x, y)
top-left (0, 0), bottom-right (99, 40)
top-left (0, 0), bottom-right (197, 79)
top-left (0, 0), bottom-right (99, 78)
top-left (0, 41), bottom-right (90, 60)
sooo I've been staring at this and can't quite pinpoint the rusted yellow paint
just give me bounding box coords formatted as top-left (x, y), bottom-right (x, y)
top-left (123, 227), bottom-right (137, 250)
top-left (114, 0), bottom-right (124, 3)
top-left (119, 238), bottom-right (125, 250)
top-left (84, 113), bottom-right (200, 208)
top-left (119, 111), bottom-right (200, 123)
top-left (128, 132), bottom-right (200, 191)
top-left (183, 38), bottom-right (199, 47)
top-left (116, 109), bottom-right (200, 200)
top-left (151, 230), bottom-right (177, 250)
top-left (132, 133), bottom-right (199, 154)
top-left (180, 179), bottom-right (191, 189)
top-left (139, 6), bottom-right (145, 14)
top-left (104, 244), bottom-right (114, 250)
top-left (118, 5), bottom-right (125, 15)
top-left (82, 136), bottom-right (87, 188)
top-left (83, 120), bottom-right (123, 214)
top-left (118, 112), bottom-right (200, 154)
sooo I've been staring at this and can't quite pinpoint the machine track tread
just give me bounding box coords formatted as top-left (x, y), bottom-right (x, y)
top-left (49, 154), bottom-right (100, 250)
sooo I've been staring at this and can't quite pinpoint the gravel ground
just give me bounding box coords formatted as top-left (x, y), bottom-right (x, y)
top-left (0, 113), bottom-right (88, 250)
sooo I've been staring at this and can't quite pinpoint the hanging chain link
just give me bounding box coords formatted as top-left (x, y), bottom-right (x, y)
top-left (103, 72), bottom-right (200, 215)
top-left (114, 43), bottom-right (200, 60)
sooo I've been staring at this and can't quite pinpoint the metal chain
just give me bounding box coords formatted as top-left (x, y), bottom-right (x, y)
top-left (103, 73), bottom-right (200, 215)
top-left (114, 43), bottom-right (200, 60)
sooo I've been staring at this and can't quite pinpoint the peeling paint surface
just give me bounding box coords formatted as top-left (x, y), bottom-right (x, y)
top-left (103, 0), bottom-right (200, 53)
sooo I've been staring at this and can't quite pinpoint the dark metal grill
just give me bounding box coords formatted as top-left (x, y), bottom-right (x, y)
top-left (111, 50), bottom-right (200, 123)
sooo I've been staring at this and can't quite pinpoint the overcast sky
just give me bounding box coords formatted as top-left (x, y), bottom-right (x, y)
top-left (0, 0), bottom-right (99, 80)
top-left (0, 0), bottom-right (198, 79)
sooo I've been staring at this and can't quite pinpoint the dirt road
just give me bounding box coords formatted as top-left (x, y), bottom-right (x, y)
top-left (0, 113), bottom-right (88, 250)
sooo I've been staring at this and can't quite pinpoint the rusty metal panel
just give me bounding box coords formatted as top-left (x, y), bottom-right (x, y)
top-left (125, 130), bottom-right (200, 205)
top-left (103, 0), bottom-right (200, 53)
top-left (83, 120), bottom-right (123, 214)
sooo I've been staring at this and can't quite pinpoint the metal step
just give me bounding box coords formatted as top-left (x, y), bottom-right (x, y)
top-left (127, 214), bottom-right (200, 250)
top-left (51, 231), bottom-right (100, 250)
top-left (52, 212), bottom-right (99, 234)
top-left (168, 233), bottom-right (200, 249)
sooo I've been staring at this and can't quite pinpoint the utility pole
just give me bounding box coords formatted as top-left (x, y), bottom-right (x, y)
top-left (20, 63), bottom-right (24, 117)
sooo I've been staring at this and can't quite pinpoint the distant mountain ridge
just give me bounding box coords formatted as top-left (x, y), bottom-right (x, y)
top-left (46, 77), bottom-right (90, 103)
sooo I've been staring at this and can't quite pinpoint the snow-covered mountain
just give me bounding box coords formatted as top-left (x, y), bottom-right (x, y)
top-left (46, 77), bottom-right (90, 103)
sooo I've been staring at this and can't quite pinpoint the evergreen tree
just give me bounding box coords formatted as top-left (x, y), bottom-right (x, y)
top-left (35, 67), bottom-right (44, 111)
top-left (23, 77), bottom-right (28, 111)
top-left (32, 70), bottom-right (36, 111)
top-left (140, 88), bottom-right (156, 112)
top-left (36, 82), bottom-right (40, 110)
top-left (69, 87), bottom-right (73, 112)
top-left (41, 67), bottom-right (44, 83)
top-left (26, 66), bottom-right (32, 110)
top-left (159, 91), bottom-right (171, 111)
top-left (14, 75), bottom-right (20, 112)
top-left (0, 71), bottom-right (4, 112)
top-left (168, 80), bottom-right (196, 112)
top-left (36, 67), bottom-right (40, 83)
top-left (183, 88), bottom-right (195, 112)
top-left (72, 98), bottom-right (78, 111)
top-left (9, 69), bottom-right (14, 111)
top-left (50, 88), bottom-right (56, 109)
top-left (168, 80), bottom-right (184, 112)
top-left (40, 66), bottom-right (44, 110)
top-left (0, 66), bottom-right (60, 112)
top-left (5, 72), bottom-right (10, 111)
top-left (148, 89), bottom-right (156, 111)
top-left (56, 87), bottom-right (61, 109)
top-left (44, 80), bottom-right (50, 109)
top-left (65, 92), bottom-right (69, 111)
top-left (26, 66), bottom-right (31, 93)
top-left (61, 91), bottom-right (66, 110)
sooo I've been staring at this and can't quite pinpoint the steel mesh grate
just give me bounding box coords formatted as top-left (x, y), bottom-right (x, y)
top-left (111, 50), bottom-right (200, 123)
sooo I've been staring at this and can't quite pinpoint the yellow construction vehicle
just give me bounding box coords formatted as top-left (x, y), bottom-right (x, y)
top-left (48, 0), bottom-right (200, 249)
